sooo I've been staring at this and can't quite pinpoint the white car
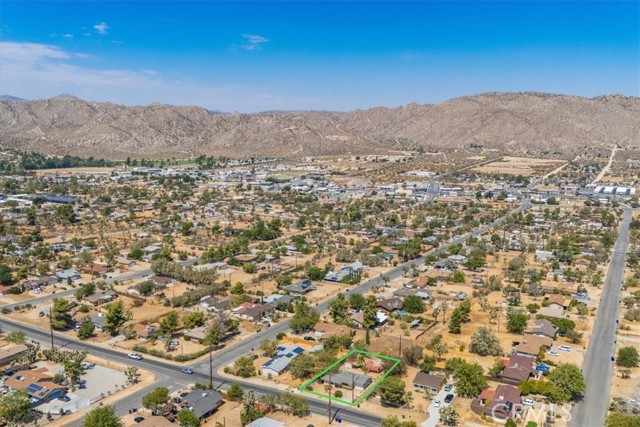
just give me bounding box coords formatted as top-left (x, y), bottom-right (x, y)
top-left (548, 351), bottom-right (560, 357)
top-left (559, 345), bottom-right (571, 352)
top-left (433, 399), bottom-right (441, 408)
top-left (128, 353), bottom-right (143, 360)
top-left (523, 398), bottom-right (534, 406)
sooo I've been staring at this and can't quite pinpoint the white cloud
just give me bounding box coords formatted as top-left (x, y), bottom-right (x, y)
top-left (240, 33), bottom-right (268, 50)
top-left (0, 41), bottom-right (309, 112)
top-left (93, 22), bottom-right (110, 35)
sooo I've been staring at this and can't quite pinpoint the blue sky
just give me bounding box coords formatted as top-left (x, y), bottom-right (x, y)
top-left (1, 1), bottom-right (638, 112)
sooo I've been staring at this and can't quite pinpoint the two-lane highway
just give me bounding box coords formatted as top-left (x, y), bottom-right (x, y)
top-left (569, 208), bottom-right (632, 427)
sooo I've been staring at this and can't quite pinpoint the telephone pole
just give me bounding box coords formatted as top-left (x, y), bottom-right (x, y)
top-left (49, 307), bottom-right (54, 348)
top-left (209, 348), bottom-right (213, 388)
top-left (326, 374), bottom-right (332, 424)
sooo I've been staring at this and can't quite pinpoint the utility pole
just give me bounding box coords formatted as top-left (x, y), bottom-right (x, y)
top-left (326, 374), bottom-right (332, 424)
top-left (351, 372), bottom-right (355, 404)
top-left (209, 348), bottom-right (213, 388)
top-left (399, 335), bottom-right (402, 359)
top-left (49, 307), bottom-right (54, 348)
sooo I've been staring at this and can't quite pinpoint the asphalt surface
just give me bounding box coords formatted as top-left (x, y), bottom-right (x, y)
top-left (0, 199), bottom-right (531, 426)
top-left (569, 208), bottom-right (632, 427)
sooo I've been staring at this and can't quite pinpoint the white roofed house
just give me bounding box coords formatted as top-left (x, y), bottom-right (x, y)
top-left (261, 345), bottom-right (304, 377)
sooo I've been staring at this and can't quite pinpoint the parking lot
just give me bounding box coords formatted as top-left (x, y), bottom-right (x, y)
top-left (34, 361), bottom-right (127, 414)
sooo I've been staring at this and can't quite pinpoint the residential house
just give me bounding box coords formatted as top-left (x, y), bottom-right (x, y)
top-left (377, 297), bottom-right (404, 313)
top-left (132, 323), bottom-right (158, 340)
top-left (148, 275), bottom-right (173, 288)
top-left (233, 303), bottom-right (276, 322)
top-left (412, 372), bottom-right (446, 394)
top-left (325, 262), bottom-right (364, 282)
top-left (55, 268), bottom-right (81, 282)
top-left (525, 319), bottom-right (558, 339)
top-left (261, 345), bottom-right (304, 377)
top-left (500, 354), bottom-right (537, 385)
top-left (515, 335), bottom-right (553, 357)
top-left (82, 291), bottom-right (117, 307)
top-left (545, 294), bottom-right (570, 311)
top-left (5, 368), bottom-right (64, 404)
top-left (350, 310), bottom-right (388, 328)
top-left (471, 385), bottom-right (523, 421)
top-left (320, 371), bottom-right (371, 390)
top-left (80, 264), bottom-right (109, 277)
top-left (246, 417), bottom-right (285, 427)
top-left (90, 314), bottom-right (108, 332)
top-left (284, 278), bottom-right (316, 295)
top-left (0, 344), bottom-right (29, 367)
top-left (183, 326), bottom-right (208, 342)
top-left (199, 296), bottom-right (231, 312)
top-left (115, 257), bottom-right (136, 268)
top-left (181, 389), bottom-right (223, 419)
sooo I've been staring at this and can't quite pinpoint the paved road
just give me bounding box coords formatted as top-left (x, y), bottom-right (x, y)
top-left (569, 208), bottom-right (632, 427)
top-left (0, 199), bottom-right (531, 426)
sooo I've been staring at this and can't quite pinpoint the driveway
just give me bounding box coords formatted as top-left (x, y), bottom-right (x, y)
top-left (422, 384), bottom-right (456, 427)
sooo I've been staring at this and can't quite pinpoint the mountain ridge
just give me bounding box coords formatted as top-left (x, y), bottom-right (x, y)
top-left (0, 92), bottom-right (638, 159)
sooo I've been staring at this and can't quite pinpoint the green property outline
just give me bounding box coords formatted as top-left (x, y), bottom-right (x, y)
top-left (297, 348), bottom-right (401, 407)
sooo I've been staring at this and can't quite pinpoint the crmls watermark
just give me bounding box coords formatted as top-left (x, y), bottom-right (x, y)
top-left (489, 403), bottom-right (573, 423)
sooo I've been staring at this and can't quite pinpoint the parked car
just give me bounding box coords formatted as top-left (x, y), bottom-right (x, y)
top-left (81, 363), bottom-right (95, 369)
top-left (444, 384), bottom-right (453, 392)
top-left (249, 354), bottom-right (259, 361)
top-left (433, 399), bottom-right (441, 408)
top-left (134, 416), bottom-right (145, 423)
top-left (128, 353), bottom-right (143, 360)
top-left (38, 311), bottom-right (45, 317)
top-left (58, 395), bottom-right (71, 402)
top-left (547, 351), bottom-right (560, 357)
top-left (304, 336), bottom-right (316, 342)
top-left (523, 398), bottom-right (535, 406)
top-left (444, 394), bottom-right (455, 404)
top-left (559, 345), bottom-right (571, 352)
top-left (181, 367), bottom-right (194, 374)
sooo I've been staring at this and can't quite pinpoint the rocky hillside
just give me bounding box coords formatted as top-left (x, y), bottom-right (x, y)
top-left (0, 92), bottom-right (638, 159)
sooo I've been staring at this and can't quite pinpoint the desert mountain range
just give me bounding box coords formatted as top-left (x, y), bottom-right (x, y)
top-left (0, 92), bottom-right (638, 160)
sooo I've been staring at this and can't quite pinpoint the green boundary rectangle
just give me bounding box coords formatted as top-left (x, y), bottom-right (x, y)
top-left (297, 348), bottom-right (401, 407)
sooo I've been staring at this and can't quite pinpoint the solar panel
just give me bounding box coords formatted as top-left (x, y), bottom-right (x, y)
top-left (26, 384), bottom-right (43, 394)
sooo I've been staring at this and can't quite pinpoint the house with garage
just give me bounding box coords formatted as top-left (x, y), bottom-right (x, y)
top-left (5, 367), bottom-right (64, 404)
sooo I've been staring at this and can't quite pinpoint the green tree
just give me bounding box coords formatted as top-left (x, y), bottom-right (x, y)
top-left (55, 204), bottom-right (76, 224)
top-left (381, 415), bottom-right (418, 427)
top-left (488, 359), bottom-right (504, 378)
top-left (104, 300), bottom-right (131, 335)
top-left (77, 319), bottom-right (95, 340)
top-left (469, 327), bottom-right (503, 356)
top-left (142, 387), bottom-right (169, 413)
top-left (289, 354), bottom-right (316, 379)
top-left (290, 303), bottom-right (319, 333)
top-left (448, 309), bottom-right (463, 334)
top-left (227, 383), bottom-right (244, 401)
top-left (506, 310), bottom-right (530, 334)
top-left (606, 413), bottom-right (640, 427)
top-left (329, 293), bottom-right (350, 324)
top-left (378, 376), bottom-right (407, 406)
top-left (0, 264), bottom-right (14, 286)
top-left (159, 311), bottom-right (180, 337)
top-left (176, 409), bottom-right (200, 427)
top-left (617, 347), bottom-right (640, 368)
top-left (348, 293), bottom-right (367, 311)
top-left (82, 405), bottom-right (123, 427)
top-left (51, 297), bottom-right (73, 330)
top-left (403, 295), bottom-right (425, 313)
top-left (4, 331), bottom-right (27, 344)
top-left (259, 339), bottom-right (278, 357)
top-left (183, 311), bottom-right (205, 329)
top-left (233, 357), bottom-right (256, 378)
top-left (137, 281), bottom-right (155, 296)
top-left (439, 405), bottom-right (459, 426)
top-left (0, 390), bottom-right (30, 426)
top-left (454, 361), bottom-right (488, 398)
top-left (202, 323), bottom-right (222, 347)
top-left (547, 363), bottom-right (585, 402)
